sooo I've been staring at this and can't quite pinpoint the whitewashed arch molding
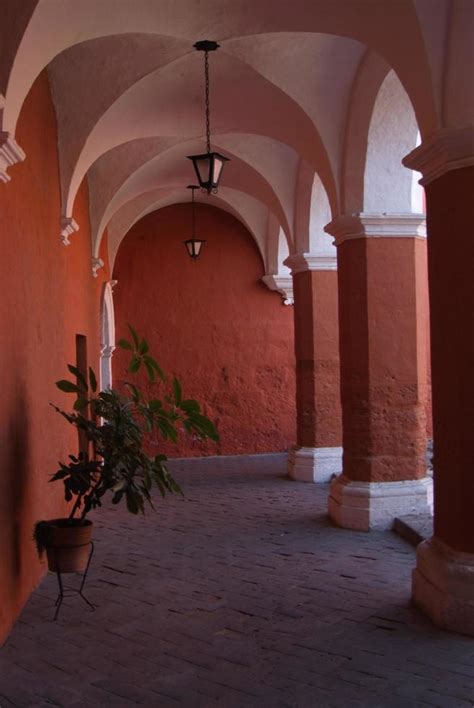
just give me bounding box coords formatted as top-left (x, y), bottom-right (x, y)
top-left (90, 138), bottom-right (292, 264)
top-left (99, 281), bottom-right (116, 391)
top-left (364, 70), bottom-right (421, 214)
top-left (108, 186), bottom-right (272, 271)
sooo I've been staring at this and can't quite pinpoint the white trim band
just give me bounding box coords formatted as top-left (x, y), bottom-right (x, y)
top-left (325, 213), bottom-right (426, 247)
top-left (0, 132), bottom-right (25, 183)
top-left (284, 253), bottom-right (338, 274)
top-left (403, 125), bottom-right (474, 186)
top-left (288, 446), bottom-right (342, 483)
top-left (328, 473), bottom-right (433, 531)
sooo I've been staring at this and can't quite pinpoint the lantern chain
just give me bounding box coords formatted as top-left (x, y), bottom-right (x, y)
top-left (191, 185), bottom-right (196, 235)
top-left (204, 50), bottom-right (211, 154)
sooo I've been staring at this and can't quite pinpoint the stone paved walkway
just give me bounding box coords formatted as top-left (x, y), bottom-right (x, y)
top-left (1, 454), bottom-right (473, 707)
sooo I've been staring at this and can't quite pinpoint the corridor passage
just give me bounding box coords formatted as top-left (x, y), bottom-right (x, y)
top-left (0, 455), bottom-right (472, 707)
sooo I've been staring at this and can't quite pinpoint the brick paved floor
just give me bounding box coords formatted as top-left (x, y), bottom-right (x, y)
top-left (1, 454), bottom-right (473, 707)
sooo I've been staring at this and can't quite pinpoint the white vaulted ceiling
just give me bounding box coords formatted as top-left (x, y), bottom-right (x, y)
top-left (1, 0), bottom-right (471, 274)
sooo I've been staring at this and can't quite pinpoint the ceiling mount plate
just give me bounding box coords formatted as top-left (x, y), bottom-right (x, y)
top-left (194, 40), bottom-right (220, 52)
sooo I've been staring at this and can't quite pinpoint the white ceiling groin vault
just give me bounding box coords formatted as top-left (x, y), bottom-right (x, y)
top-left (1, 0), bottom-right (472, 275)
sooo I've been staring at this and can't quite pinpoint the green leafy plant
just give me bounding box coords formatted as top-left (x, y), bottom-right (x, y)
top-left (48, 325), bottom-right (219, 521)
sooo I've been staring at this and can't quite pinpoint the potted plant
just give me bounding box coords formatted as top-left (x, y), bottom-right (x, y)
top-left (34, 326), bottom-right (219, 573)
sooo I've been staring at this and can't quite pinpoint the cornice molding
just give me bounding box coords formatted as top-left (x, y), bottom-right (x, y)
top-left (0, 132), bottom-right (25, 183)
top-left (403, 125), bottom-right (474, 186)
top-left (261, 274), bottom-right (294, 305)
top-left (92, 257), bottom-right (104, 278)
top-left (284, 253), bottom-right (338, 274)
top-left (325, 213), bottom-right (426, 247)
top-left (60, 217), bottom-right (79, 246)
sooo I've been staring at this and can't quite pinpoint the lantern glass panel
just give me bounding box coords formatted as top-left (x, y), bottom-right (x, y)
top-left (194, 155), bottom-right (212, 187)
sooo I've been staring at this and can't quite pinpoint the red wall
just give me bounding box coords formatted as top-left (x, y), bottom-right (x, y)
top-left (0, 71), bottom-right (108, 642)
top-left (113, 204), bottom-right (296, 457)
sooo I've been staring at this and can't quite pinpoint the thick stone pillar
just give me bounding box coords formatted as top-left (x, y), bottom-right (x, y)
top-left (285, 254), bottom-right (342, 482)
top-left (403, 128), bottom-right (474, 635)
top-left (325, 214), bottom-right (432, 529)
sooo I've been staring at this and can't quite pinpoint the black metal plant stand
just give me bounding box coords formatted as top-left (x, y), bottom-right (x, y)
top-left (52, 541), bottom-right (95, 620)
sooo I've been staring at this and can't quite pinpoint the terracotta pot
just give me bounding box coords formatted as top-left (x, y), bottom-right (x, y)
top-left (45, 519), bottom-right (93, 573)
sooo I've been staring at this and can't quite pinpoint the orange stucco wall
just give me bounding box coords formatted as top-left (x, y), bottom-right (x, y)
top-left (112, 203), bottom-right (296, 457)
top-left (337, 237), bottom-right (429, 482)
top-left (293, 270), bottom-right (342, 448)
top-left (0, 71), bottom-right (108, 643)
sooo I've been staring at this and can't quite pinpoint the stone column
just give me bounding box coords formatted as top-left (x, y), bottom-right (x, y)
top-left (285, 254), bottom-right (342, 482)
top-left (403, 127), bottom-right (474, 636)
top-left (324, 214), bottom-right (432, 529)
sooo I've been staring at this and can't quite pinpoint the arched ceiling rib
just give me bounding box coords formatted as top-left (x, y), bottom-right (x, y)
top-left (2, 0), bottom-right (465, 276)
top-left (3, 0), bottom-right (440, 141)
top-left (89, 138), bottom-right (293, 261)
top-left (50, 44), bottom-right (335, 218)
top-left (107, 187), bottom-right (271, 271)
top-left (87, 133), bottom-right (298, 257)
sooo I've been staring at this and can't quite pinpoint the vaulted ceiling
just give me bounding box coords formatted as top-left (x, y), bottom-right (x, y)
top-left (1, 0), bottom-right (471, 275)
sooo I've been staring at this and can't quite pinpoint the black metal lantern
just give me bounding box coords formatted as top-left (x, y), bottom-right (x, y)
top-left (183, 185), bottom-right (206, 259)
top-left (187, 40), bottom-right (229, 194)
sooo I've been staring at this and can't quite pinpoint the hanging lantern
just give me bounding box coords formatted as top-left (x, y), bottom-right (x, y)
top-left (183, 185), bottom-right (206, 260)
top-left (187, 40), bottom-right (229, 194)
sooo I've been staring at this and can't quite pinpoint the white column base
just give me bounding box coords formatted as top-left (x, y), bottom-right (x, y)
top-left (288, 446), bottom-right (342, 483)
top-left (412, 538), bottom-right (474, 636)
top-left (328, 474), bottom-right (433, 531)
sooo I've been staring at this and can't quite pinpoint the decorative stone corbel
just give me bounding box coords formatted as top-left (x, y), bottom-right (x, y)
top-left (109, 279), bottom-right (118, 291)
top-left (92, 257), bottom-right (104, 278)
top-left (0, 132), bottom-right (25, 183)
top-left (262, 274), bottom-right (294, 305)
top-left (60, 217), bottom-right (79, 246)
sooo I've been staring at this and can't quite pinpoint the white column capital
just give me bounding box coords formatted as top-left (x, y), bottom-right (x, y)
top-left (325, 213), bottom-right (426, 247)
top-left (261, 274), bottom-right (294, 305)
top-left (403, 125), bottom-right (474, 186)
top-left (0, 132), bottom-right (25, 183)
top-left (284, 253), bottom-right (337, 275)
top-left (60, 217), bottom-right (79, 246)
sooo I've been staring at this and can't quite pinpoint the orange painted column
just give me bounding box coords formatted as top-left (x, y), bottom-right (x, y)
top-left (285, 254), bottom-right (342, 482)
top-left (324, 215), bottom-right (431, 529)
top-left (404, 131), bottom-right (474, 635)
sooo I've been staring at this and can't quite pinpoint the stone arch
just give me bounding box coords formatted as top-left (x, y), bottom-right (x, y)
top-left (310, 173), bottom-right (337, 257)
top-left (364, 70), bottom-right (421, 213)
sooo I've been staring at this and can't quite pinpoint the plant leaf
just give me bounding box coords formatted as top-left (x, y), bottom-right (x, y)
top-left (129, 356), bottom-right (141, 373)
top-left (73, 396), bottom-right (89, 411)
top-left (128, 325), bottom-right (140, 349)
top-left (144, 359), bottom-right (156, 382)
top-left (117, 338), bottom-right (133, 350)
top-left (67, 365), bottom-right (88, 391)
top-left (56, 379), bottom-right (82, 394)
top-left (172, 377), bottom-right (182, 406)
top-left (138, 339), bottom-right (149, 355)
